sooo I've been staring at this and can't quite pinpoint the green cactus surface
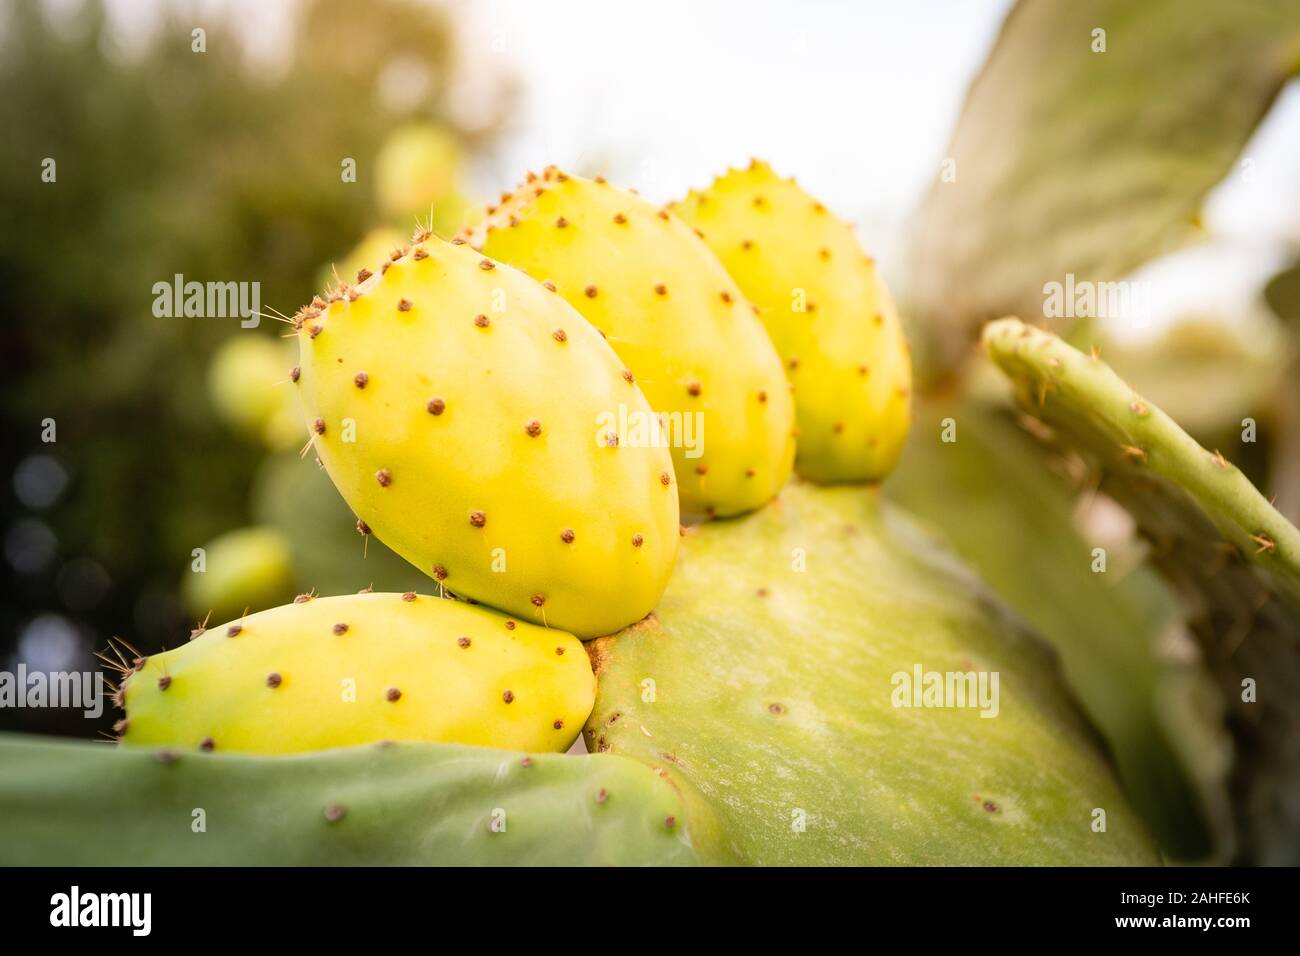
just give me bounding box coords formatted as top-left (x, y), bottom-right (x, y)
top-left (984, 316), bottom-right (1300, 864)
top-left (0, 734), bottom-right (699, 866)
top-left (887, 395), bottom-right (1229, 861)
top-left (584, 481), bottom-right (1161, 865)
top-left (984, 318), bottom-right (1300, 596)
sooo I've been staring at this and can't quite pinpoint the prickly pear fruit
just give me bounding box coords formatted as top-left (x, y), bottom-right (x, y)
top-left (294, 233), bottom-right (679, 638)
top-left (181, 525), bottom-right (296, 624)
top-left (206, 335), bottom-right (302, 450)
top-left (374, 123), bottom-right (465, 225)
top-left (672, 161), bottom-right (912, 483)
top-left (0, 734), bottom-right (700, 866)
top-left (470, 168), bottom-right (795, 517)
top-left (317, 227), bottom-right (405, 294)
top-left (253, 452), bottom-right (428, 597)
top-left (984, 316), bottom-right (1300, 864)
top-left (120, 592), bottom-right (596, 755)
top-left (586, 482), bottom-right (1160, 865)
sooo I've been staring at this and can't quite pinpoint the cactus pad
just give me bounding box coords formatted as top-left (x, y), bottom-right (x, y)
top-left (984, 316), bottom-right (1300, 864)
top-left (585, 481), bottom-right (1160, 865)
top-left (0, 734), bottom-right (698, 866)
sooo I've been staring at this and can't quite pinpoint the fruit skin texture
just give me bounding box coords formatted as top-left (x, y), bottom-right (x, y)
top-left (180, 525), bottom-right (296, 624)
top-left (586, 482), bottom-right (1160, 865)
top-left (295, 233), bottom-right (679, 638)
top-left (672, 161), bottom-right (912, 483)
top-left (121, 592), bottom-right (596, 755)
top-left (0, 734), bottom-right (699, 866)
top-left (471, 168), bottom-right (795, 518)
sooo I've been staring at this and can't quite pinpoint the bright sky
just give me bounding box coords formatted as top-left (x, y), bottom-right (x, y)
top-left (465, 0), bottom-right (1014, 274)
top-left (94, 0), bottom-right (1300, 323)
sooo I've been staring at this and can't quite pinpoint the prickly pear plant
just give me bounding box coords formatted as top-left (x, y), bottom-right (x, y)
top-left (294, 232), bottom-right (679, 638)
top-left (0, 735), bottom-right (699, 866)
top-left (585, 481), bottom-right (1160, 865)
top-left (984, 317), bottom-right (1300, 864)
top-left (673, 160), bottom-right (912, 482)
top-left (469, 167), bottom-right (796, 518)
top-left (119, 592), bottom-right (595, 754)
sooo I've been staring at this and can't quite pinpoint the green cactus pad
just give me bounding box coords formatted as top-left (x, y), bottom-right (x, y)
top-left (0, 734), bottom-right (699, 866)
top-left (585, 482), bottom-right (1160, 865)
top-left (888, 396), bottom-right (1227, 860)
top-left (984, 316), bottom-right (1300, 864)
top-left (984, 318), bottom-right (1300, 594)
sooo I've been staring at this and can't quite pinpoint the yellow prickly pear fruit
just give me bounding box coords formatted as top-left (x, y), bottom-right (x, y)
top-left (375, 123), bottom-right (465, 225)
top-left (293, 233), bottom-right (679, 638)
top-left (181, 526), bottom-right (296, 623)
top-left (672, 161), bottom-right (912, 483)
top-left (317, 227), bottom-right (406, 295)
top-left (470, 168), bottom-right (795, 518)
top-left (207, 335), bottom-right (302, 450)
top-left (120, 592), bottom-right (595, 754)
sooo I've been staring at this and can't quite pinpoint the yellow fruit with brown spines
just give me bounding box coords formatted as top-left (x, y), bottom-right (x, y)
top-left (293, 233), bottom-right (679, 638)
top-left (672, 161), bottom-right (912, 483)
top-left (469, 168), bottom-right (795, 518)
top-left (120, 592), bottom-right (595, 754)
top-left (318, 227), bottom-right (406, 297)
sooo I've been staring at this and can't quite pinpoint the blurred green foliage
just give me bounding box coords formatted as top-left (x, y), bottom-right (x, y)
top-left (0, 0), bottom-right (503, 735)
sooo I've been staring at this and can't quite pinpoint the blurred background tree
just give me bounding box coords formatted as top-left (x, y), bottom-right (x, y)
top-left (0, 0), bottom-right (512, 738)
